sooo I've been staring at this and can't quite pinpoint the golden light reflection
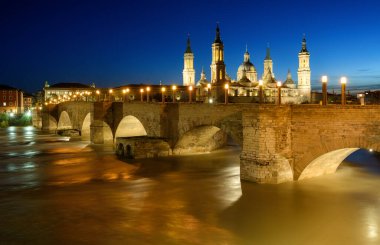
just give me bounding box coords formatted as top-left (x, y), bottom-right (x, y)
top-left (365, 207), bottom-right (378, 239)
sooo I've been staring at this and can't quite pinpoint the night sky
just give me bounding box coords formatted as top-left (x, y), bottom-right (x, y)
top-left (1, 0), bottom-right (380, 93)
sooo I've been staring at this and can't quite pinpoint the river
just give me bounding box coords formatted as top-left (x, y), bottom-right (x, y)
top-left (0, 126), bottom-right (379, 244)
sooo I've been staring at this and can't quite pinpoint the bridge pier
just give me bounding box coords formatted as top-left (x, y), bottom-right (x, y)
top-left (240, 105), bottom-right (293, 184)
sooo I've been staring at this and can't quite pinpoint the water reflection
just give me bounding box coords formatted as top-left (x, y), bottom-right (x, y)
top-left (0, 127), bottom-right (379, 244)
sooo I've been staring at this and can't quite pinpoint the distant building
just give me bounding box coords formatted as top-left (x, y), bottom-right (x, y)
top-left (0, 84), bottom-right (24, 113)
top-left (43, 81), bottom-right (96, 104)
top-left (185, 25), bottom-right (312, 104)
top-left (23, 93), bottom-right (33, 111)
top-left (182, 36), bottom-right (195, 86)
top-left (110, 84), bottom-right (190, 103)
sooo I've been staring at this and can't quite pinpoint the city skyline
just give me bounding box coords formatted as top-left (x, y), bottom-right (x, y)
top-left (1, 0), bottom-right (380, 93)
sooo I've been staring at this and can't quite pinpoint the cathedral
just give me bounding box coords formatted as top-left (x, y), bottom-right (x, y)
top-left (182, 24), bottom-right (311, 104)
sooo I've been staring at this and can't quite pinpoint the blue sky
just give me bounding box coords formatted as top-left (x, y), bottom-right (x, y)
top-left (1, 0), bottom-right (380, 92)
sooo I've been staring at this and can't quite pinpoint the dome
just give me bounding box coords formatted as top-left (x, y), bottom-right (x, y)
top-left (238, 61), bottom-right (256, 73)
top-left (283, 69), bottom-right (295, 87)
top-left (196, 68), bottom-right (209, 86)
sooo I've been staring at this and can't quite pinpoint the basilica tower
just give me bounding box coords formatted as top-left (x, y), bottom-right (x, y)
top-left (262, 45), bottom-right (275, 84)
top-left (210, 24), bottom-right (226, 84)
top-left (297, 36), bottom-right (311, 102)
top-left (183, 36), bottom-right (195, 86)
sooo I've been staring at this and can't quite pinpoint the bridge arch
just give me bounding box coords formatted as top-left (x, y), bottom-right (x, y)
top-left (297, 143), bottom-right (380, 181)
top-left (81, 113), bottom-right (91, 140)
top-left (57, 111), bottom-right (72, 129)
top-left (298, 148), bottom-right (360, 180)
top-left (115, 115), bottom-right (147, 138)
top-left (173, 125), bottom-right (228, 155)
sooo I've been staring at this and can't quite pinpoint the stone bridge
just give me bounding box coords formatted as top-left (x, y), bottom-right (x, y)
top-left (41, 102), bottom-right (380, 184)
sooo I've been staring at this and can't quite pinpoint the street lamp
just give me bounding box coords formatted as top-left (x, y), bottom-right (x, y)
top-left (125, 88), bottom-right (130, 102)
top-left (321, 75), bottom-right (328, 106)
top-left (122, 89), bottom-right (126, 102)
top-left (207, 83), bottom-right (211, 103)
top-left (188, 86), bottom-right (193, 103)
top-left (140, 88), bottom-right (144, 102)
top-left (172, 85), bottom-right (177, 103)
top-left (146, 86), bottom-right (150, 102)
top-left (258, 80), bottom-right (264, 103)
top-left (161, 87), bottom-right (166, 103)
top-left (109, 89), bottom-right (113, 101)
top-left (340, 77), bottom-right (347, 105)
top-left (224, 83), bottom-right (229, 104)
top-left (277, 81), bottom-right (282, 105)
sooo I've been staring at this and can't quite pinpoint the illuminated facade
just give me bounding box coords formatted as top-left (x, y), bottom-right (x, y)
top-left (297, 36), bottom-right (311, 102)
top-left (191, 25), bottom-right (312, 104)
top-left (237, 47), bottom-right (258, 83)
top-left (210, 24), bottom-right (226, 84)
top-left (43, 82), bottom-right (96, 104)
top-left (182, 37), bottom-right (195, 86)
top-left (0, 84), bottom-right (24, 113)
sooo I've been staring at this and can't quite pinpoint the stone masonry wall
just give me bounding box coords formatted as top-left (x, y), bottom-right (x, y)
top-left (240, 105), bottom-right (294, 184)
top-left (291, 105), bottom-right (380, 179)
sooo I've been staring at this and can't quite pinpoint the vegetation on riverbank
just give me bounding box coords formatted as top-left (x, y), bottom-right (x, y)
top-left (0, 113), bottom-right (32, 127)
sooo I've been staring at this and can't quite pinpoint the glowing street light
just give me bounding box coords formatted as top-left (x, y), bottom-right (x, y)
top-left (188, 86), bottom-right (193, 103)
top-left (161, 87), bottom-right (166, 103)
top-left (224, 83), bottom-right (229, 104)
top-left (146, 86), bottom-right (151, 102)
top-left (172, 85), bottom-right (177, 103)
top-left (140, 88), bottom-right (144, 102)
top-left (109, 89), bottom-right (113, 101)
top-left (122, 89), bottom-right (126, 101)
top-left (277, 81), bottom-right (282, 105)
top-left (340, 76), bottom-right (347, 105)
top-left (96, 90), bottom-right (100, 101)
top-left (207, 83), bottom-right (211, 103)
top-left (258, 80), bottom-right (264, 104)
top-left (123, 88), bottom-right (130, 102)
top-left (321, 75), bottom-right (328, 106)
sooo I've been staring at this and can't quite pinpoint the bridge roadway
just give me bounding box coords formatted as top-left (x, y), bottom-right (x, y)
top-left (41, 101), bottom-right (380, 184)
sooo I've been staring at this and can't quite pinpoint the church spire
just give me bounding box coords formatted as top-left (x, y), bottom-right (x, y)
top-left (244, 45), bottom-right (250, 62)
top-left (265, 43), bottom-right (271, 60)
top-left (214, 23), bottom-right (222, 44)
top-left (200, 66), bottom-right (206, 80)
top-left (287, 69), bottom-right (292, 79)
top-left (185, 34), bottom-right (192, 53)
top-left (300, 34), bottom-right (308, 53)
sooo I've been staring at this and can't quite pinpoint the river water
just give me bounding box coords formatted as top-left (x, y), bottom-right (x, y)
top-left (0, 126), bottom-right (379, 245)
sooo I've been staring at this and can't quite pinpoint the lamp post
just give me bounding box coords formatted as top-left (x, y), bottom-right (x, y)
top-left (122, 89), bottom-right (126, 102)
top-left (224, 83), bottom-right (229, 104)
top-left (109, 89), bottom-right (113, 101)
top-left (146, 86), bottom-right (150, 102)
top-left (172, 85), bottom-right (177, 103)
top-left (188, 86), bottom-right (193, 103)
top-left (140, 88), bottom-right (144, 102)
top-left (258, 80), bottom-right (264, 103)
top-left (96, 90), bottom-right (100, 101)
top-left (207, 83), bottom-right (211, 103)
top-left (277, 81), bottom-right (282, 105)
top-left (161, 87), bottom-right (166, 103)
top-left (321, 75), bottom-right (328, 106)
top-left (340, 77), bottom-right (347, 105)
top-left (126, 88), bottom-right (130, 102)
